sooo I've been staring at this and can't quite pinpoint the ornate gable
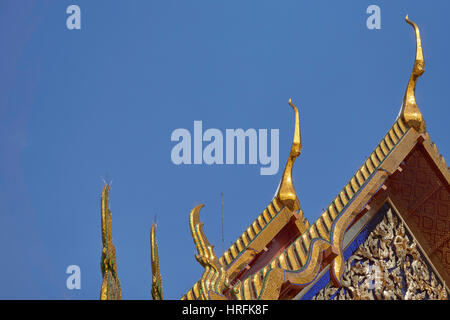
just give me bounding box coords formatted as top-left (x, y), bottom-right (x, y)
top-left (144, 16), bottom-right (450, 300)
top-left (310, 204), bottom-right (447, 300)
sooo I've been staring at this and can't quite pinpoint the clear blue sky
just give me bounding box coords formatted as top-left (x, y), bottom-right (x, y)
top-left (0, 1), bottom-right (449, 299)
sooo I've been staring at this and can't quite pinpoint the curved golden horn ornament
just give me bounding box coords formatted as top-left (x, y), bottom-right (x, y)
top-left (150, 223), bottom-right (163, 300)
top-left (276, 99), bottom-right (302, 211)
top-left (188, 205), bottom-right (230, 299)
top-left (189, 204), bottom-right (221, 270)
top-left (400, 15), bottom-right (426, 133)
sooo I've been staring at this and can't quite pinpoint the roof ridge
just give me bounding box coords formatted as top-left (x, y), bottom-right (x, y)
top-left (274, 117), bottom-right (408, 265)
top-left (218, 197), bottom-right (284, 267)
top-left (226, 117), bottom-right (412, 298)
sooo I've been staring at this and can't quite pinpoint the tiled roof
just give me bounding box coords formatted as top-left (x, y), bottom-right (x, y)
top-left (234, 117), bottom-right (414, 299)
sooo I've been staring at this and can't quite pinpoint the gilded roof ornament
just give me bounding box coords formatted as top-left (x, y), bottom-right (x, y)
top-left (100, 184), bottom-right (122, 300)
top-left (189, 204), bottom-right (230, 299)
top-left (276, 98), bottom-right (302, 211)
top-left (150, 223), bottom-right (163, 300)
top-left (400, 15), bottom-right (426, 133)
top-left (189, 204), bottom-right (222, 271)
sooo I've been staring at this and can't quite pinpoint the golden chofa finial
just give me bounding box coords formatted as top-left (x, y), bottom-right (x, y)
top-left (276, 99), bottom-right (302, 212)
top-left (400, 15), bottom-right (426, 133)
top-left (150, 223), bottom-right (163, 300)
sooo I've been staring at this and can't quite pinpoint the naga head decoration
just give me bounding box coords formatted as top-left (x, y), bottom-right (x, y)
top-left (188, 204), bottom-right (230, 299)
top-left (189, 204), bottom-right (222, 271)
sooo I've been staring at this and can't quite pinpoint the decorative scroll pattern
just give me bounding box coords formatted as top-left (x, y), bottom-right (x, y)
top-left (312, 209), bottom-right (448, 300)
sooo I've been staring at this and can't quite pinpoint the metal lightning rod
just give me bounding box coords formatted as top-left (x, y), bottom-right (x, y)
top-left (221, 192), bottom-right (224, 254)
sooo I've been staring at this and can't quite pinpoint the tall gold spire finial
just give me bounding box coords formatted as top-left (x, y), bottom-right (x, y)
top-left (276, 98), bottom-right (302, 212)
top-left (151, 223), bottom-right (163, 300)
top-left (100, 184), bottom-right (122, 300)
top-left (400, 15), bottom-right (426, 133)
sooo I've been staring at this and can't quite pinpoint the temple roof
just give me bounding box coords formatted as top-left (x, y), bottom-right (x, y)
top-left (148, 16), bottom-right (450, 300)
top-left (214, 16), bottom-right (450, 300)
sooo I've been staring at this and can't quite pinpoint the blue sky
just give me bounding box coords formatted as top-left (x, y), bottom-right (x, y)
top-left (0, 1), bottom-right (449, 299)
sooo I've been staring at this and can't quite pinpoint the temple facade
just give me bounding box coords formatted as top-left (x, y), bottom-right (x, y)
top-left (100, 16), bottom-right (449, 300)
